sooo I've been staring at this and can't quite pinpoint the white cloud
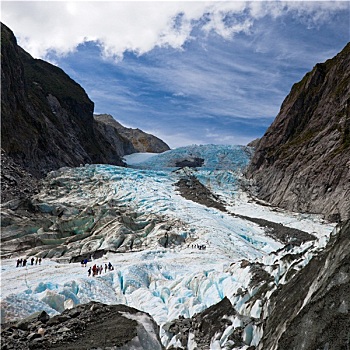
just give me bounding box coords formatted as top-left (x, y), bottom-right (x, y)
top-left (1, 1), bottom-right (347, 60)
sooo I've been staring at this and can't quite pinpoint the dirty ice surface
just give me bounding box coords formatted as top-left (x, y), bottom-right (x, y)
top-left (1, 145), bottom-right (335, 346)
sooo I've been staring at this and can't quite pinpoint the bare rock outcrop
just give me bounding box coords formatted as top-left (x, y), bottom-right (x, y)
top-left (246, 43), bottom-right (350, 222)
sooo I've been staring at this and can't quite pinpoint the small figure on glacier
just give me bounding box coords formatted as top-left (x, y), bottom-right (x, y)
top-left (38, 258), bottom-right (42, 265)
top-left (108, 262), bottom-right (113, 270)
top-left (31, 257), bottom-right (35, 265)
top-left (84, 258), bottom-right (88, 267)
top-left (22, 259), bottom-right (27, 267)
top-left (92, 264), bottom-right (97, 276)
top-left (81, 259), bottom-right (84, 267)
top-left (88, 267), bottom-right (92, 277)
top-left (35, 257), bottom-right (38, 265)
top-left (16, 259), bottom-right (20, 267)
top-left (99, 265), bottom-right (103, 274)
top-left (105, 263), bottom-right (108, 273)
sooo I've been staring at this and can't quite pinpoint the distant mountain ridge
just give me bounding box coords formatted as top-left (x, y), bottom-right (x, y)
top-left (1, 22), bottom-right (169, 201)
top-left (247, 42), bottom-right (350, 222)
top-left (94, 114), bottom-right (170, 154)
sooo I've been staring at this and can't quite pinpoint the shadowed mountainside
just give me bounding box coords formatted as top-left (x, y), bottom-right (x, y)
top-left (1, 23), bottom-right (126, 177)
top-left (1, 22), bottom-right (170, 203)
top-left (247, 42), bottom-right (350, 222)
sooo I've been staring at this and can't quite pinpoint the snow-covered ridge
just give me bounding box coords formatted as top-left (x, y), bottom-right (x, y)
top-left (0, 145), bottom-right (335, 348)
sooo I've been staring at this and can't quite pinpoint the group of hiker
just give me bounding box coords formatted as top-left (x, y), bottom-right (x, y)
top-left (15, 255), bottom-right (114, 277)
top-left (191, 244), bottom-right (207, 250)
top-left (16, 257), bottom-right (42, 267)
top-left (86, 261), bottom-right (114, 277)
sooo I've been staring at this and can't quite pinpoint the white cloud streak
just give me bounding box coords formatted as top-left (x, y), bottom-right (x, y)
top-left (1, 1), bottom-right (348, 60)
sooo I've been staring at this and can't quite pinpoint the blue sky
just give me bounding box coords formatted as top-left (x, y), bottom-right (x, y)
top-left (2, 1), bottom-right (349, 148)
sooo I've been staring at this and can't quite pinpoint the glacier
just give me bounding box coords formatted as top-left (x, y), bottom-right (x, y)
top-left (0, 145), bottom-right (335, 348)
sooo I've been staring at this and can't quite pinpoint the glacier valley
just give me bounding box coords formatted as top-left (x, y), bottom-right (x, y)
top-left (1, 145), bottom-right (335, 349)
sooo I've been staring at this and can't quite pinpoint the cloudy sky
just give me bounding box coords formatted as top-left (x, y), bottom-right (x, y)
top-left (2, 1), bottom-right (349, 148)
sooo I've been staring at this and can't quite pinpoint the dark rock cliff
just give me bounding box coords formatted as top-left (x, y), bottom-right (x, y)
top-left (94, 114), bottom-right (170, 154)
top-left (259, 220), bottom-right (350, 350)
top-left (1, 22), bottom-right (125, 178)
top-left (247, 43), bottom-right (350, 222)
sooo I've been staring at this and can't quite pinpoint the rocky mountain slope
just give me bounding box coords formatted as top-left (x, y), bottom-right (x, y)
top-left (94, 114), bottom-right (170, 154)
top-left (246, 42), bottom-right (350, 222)
top-left (1, 23), bottom-right (169, 186)
top-left (1, 23), bottom-right (125, 177)
top-left (258, 219), bottom-right (350, 350)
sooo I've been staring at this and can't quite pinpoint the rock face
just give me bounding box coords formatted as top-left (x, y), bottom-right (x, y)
top-left (247, 43), bottom-right (350, 222)
top-left (94, 114), bottom-right (170, 154)
top-left (1, 149), bottom-right (40, 203)
top-left (1, 301), bottom-right (164, 350)
top-left (259, 219), bottom-right (350, 350)
top-left (1, 22), bottom-right (126, 178)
